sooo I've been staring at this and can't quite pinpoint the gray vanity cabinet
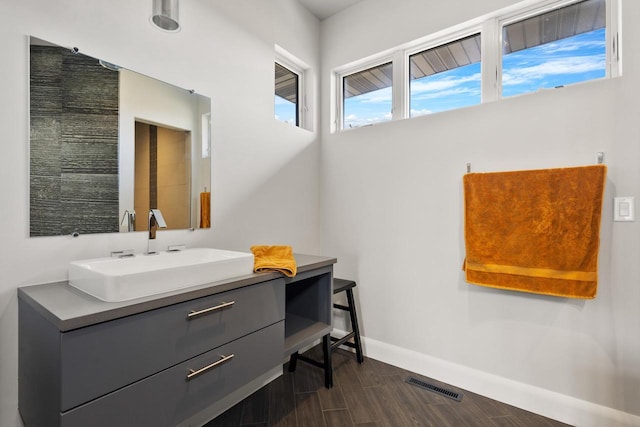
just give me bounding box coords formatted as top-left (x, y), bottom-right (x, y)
top-left (61, 322), bottom-right (283, 427)
top-left (19, 254), bottom-right (337, 427)
top-left (59, 279), bottom-right (284, 411)
top-left (19, 278), bottom-right (285, 427)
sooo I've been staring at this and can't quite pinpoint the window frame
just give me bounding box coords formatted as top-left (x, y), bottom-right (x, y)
top-left (275, 61), bottom-right (300, 127)
top-left (336, 54), bottom-right (396, 131)
top-left (404, 27), bottom-right (484, 117)
top-left (332, 0), bottom-right (620, 133)
top-left (275, 45), bottom-right (311, 130)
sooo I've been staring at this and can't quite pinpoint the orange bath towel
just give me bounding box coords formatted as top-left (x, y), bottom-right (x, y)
top-left (200, 191), bottom-right (210, 228)
top-left (463, 165), bottom-right (606, 299)
top-left (250, 245), bottom-right (297, 278)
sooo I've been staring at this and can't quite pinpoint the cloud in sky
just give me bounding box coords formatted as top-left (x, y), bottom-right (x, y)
top-left (343, 86), bottom-right (393, 127)
top-left (409, 62), bottom-right (481, 113)
top-left (343, 115), bottom-right (389, 128)
top-left (410, 108), bottom-right (432, 117)
top-left (348, 86), bottom-right (392, 104)
top-left (503, 55), bottom-right (605, 86)
top-left (343, 110), bottom-right (392, 128)
top-left (534, 36), bottom-right (606, 55)
top-left (410, 72), bottom-right (481, 96)
top-left (411, 84), bottom-right (481, 101)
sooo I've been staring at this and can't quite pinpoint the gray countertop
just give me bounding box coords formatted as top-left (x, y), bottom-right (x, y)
top-left (18, 253), bottom-right (336, 332)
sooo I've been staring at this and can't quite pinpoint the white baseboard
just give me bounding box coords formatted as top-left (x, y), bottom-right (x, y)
top-left (333, 329), bottom-right (640, 427)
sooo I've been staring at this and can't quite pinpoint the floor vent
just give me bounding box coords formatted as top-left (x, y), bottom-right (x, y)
top-left (405, 376), bottom-right (463, 402)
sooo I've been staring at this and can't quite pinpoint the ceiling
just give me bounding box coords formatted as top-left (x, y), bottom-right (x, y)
top-left (297, 0), bottom-right (363, 20)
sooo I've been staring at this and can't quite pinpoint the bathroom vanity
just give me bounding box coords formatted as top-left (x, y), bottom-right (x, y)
top-left (18, 253), bottom-right (335, 427)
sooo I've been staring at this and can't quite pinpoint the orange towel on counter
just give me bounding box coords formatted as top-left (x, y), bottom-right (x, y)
top-left (200, 191), bottom-right (210, 228)
top-left (250, 245), bottom-right (297, 278)
top-left (463, 165), bottom-right (606, 299)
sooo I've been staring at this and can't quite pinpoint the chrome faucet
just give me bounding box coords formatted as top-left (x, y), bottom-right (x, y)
top-left (146, 209), bottom-right (167, 255)
top-left (120, 209), bottom-right (136, 232)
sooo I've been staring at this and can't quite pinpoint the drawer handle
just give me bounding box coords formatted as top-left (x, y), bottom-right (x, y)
top-left (187, 301), bottom-right (235, 319)
top-left (187, 354), bottom-right (235, 380)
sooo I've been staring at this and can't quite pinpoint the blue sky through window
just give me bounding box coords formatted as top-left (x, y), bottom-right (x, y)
top-left (343, 28), bottom-right (605, 128)
top-left (502, 28), bottom-right (606, 97)
top-left (275, 95), bottom-right (296, 125)
top-left (410, 63), bottom-right (481, 117)
top-left (343, 86), bottom-right (392, 129)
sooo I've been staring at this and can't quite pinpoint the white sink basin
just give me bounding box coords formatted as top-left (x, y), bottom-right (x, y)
top-left (68, 248), bottom-right (255, 302)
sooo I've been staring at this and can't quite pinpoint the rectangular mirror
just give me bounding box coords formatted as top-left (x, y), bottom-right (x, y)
top-left (29, 36), bottom-right (211, 237)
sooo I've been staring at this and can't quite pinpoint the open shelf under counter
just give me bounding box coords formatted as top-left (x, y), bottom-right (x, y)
top-left (283, 259), bottom-right (335, 357)
top-left (284, 313), bottom-right (331, 356)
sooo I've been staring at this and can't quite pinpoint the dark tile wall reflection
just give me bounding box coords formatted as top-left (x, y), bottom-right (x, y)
top-left (30, 45), bottom-right (119, 236)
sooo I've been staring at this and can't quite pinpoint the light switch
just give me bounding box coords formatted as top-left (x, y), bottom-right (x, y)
top-left (619, 202), bottom-right (630, 217)
top-left (614, 197), bottom-right (635, 222)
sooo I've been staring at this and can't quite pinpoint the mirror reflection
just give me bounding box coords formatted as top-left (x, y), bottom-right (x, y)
top-left (29, 36), bottom-right (211, 237)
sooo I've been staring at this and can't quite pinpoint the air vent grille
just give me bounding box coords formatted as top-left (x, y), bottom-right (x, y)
top-left (405, 376), bottom-right (463, 402)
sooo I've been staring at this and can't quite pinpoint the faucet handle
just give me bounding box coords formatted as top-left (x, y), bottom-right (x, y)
top-left (149, 209), bottom-right (167, 229)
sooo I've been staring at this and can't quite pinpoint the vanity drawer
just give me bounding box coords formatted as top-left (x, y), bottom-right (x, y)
top-left (60, 321), bottom-right (284, 427)
top-left (60, 278), bottom-right (284, 411)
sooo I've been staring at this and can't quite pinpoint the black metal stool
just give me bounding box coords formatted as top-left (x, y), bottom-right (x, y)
top-left (331, 278), bottom-right (364, 363)
top-left (287, 278), bottom-right (363, 389)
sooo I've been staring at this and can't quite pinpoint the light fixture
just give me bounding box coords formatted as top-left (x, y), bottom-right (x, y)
top-left (151, 0), bottom-right (180, 32)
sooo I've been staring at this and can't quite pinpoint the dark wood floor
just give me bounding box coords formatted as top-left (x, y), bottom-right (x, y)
top-left (205, 345), bottom-right (571, 427)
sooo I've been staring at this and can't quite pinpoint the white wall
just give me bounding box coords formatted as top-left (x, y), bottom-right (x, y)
top-left (0, 1), bottom-right (320, 425)
top-left (320, 0), bottom-right (640, 425)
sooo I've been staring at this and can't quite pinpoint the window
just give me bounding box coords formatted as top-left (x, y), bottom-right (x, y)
top-left (275, 62), bottom-right (299, 126)
top-left (342, 62), bottom-right (393, 129)
top-left (333, 0), bottom-right (619, 132)
top-left (409, 33), bottom-right (482, 117)
top-left (275, 45), bottom-right (312, 130)
top-left (501, 0), bottom-right (607, 98)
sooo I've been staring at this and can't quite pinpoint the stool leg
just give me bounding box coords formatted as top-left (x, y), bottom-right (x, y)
top-left (322, 334), bottom-right (333, 388)
top-left (288, 352), bottom-right (299, 372)
top-left (346, 289), bottom-right (364, 364)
